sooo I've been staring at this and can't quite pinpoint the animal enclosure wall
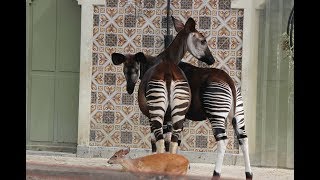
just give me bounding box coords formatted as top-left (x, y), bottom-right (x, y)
top-left (89, 0), bottom-right (244, 154)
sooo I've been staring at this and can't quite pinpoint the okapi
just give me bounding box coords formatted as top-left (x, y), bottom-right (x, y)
top-left (111, 17), bottom-right (253, 179)
top-left (112, 16), bottom-right (215, 155)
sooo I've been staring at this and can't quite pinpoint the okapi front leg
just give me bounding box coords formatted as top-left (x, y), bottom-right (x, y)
top-left (146, 80), bottom-right (168, 153)
top-left (170, 81), bottom-right (191, 154)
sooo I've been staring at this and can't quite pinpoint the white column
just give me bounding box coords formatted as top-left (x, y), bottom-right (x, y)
top-left (231, 0), bottom-right (265, 155)
top-left (76, 0), bottom-right (105, 147)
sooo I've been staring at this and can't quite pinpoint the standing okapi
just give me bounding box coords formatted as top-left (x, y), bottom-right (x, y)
top-left (113, 16), bottom-right (215, 155)
top-left (111, 17), bottom-right (253, 179)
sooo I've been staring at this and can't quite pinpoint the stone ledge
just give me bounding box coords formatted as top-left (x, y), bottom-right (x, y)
top-left (27, 150), bottom-right (76, 157)
top-left (76, 146), bottom-right (245, 166)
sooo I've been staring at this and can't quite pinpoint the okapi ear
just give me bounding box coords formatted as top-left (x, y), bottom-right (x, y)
top-left (171, 16), bottom-right (184, 32)
top-left (135, 52), bottom-right (147, 63)
top-left (135, 52), bottom-right (148, 79)
top-left (184, 17), bottom-right (196, 32)
top-left (111, 53), bottom-right (126, 65)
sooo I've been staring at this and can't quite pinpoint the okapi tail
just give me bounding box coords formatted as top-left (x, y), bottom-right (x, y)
top-left (138, 79), bottom-right (150, 118)
top-left (164, 73), bottom-right (172, 100)
top-left (225, 75), bottom-right (237, 116)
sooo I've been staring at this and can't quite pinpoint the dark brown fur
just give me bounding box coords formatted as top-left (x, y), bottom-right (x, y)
top-left (178, 62), bottom-right (237, 121)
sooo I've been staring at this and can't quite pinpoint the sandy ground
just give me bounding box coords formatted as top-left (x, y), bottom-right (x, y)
top-left (26, 151), bottom-right (293, 180)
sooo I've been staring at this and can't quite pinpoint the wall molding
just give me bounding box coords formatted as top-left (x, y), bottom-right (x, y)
top-left (77, 0), bottom-right (104, 5)
top-left (76, 0), bottom-right (98, 147)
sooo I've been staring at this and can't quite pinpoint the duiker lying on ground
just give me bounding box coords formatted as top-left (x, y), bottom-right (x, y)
top-left (107, 147), bottom-right (189, 177)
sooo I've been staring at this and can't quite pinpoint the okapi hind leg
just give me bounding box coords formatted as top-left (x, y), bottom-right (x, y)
top-left (150, 128), bottom-right (171, 153)
top-left (232, 117), bottom-right (253, 179)
top-left (212, 128), bottom-right (228, 178)
top-left (169, 120), bottom-right (184, 154)
top-left (151, 119), bottom-right (166, 153)
top-left (164, 111), bottom-right (173, 152)
top-left (169, 80), bottom-right (190, 154)
top-left (147, 80), bottom-right (168, 153)
top-left (151, 134), bottom-right (157, 153)
top-left (232, 86), bottom-right (253, 179)
top-left (163, 122), bottom-right (172, 152)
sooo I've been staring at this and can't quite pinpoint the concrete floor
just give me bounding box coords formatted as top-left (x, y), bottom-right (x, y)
top-left (26, 150), bottom-right (294, 180)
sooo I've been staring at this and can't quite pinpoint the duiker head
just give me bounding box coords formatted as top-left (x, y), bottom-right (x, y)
top-left (107, 147), bottom-right (131, 164)
top-left (172, 16), bottom-right (215, 65)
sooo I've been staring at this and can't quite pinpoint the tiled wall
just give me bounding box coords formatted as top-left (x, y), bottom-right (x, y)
top-left (90, 0), bottom-right (244, 154)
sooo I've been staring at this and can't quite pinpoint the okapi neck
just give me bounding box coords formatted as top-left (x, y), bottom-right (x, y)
top-left (158, 33), bottom-right (188, 64)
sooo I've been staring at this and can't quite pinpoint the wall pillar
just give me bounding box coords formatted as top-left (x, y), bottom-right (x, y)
top-left (231, 0), bottom-right (263, 161)
top-left (76, 0), bottom-right (105, 156)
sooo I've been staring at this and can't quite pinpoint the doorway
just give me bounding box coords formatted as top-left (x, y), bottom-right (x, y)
top-left (26, 0), bottom-right (81, 153)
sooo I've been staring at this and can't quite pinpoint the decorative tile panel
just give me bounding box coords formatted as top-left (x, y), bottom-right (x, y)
top-left (105, 34), bottom-right (117, 46)
top-left (140, 114), bottom-right (150, 126)
top-left (181, 0), bottom-right (193, 9)
top-left (89, 0), bottom-right (243, 154)
top-left (196, 135), bottom-right (208, 148)
top-left (236, 57), bottom-right (242, 70)
top-left (91, 92), bottom-right (97, 104)
top-left (90, 130), bottom-right (96, 141)
top-left (104, 73), bottom-right (116, 85)
top-left (122, 93), bottom-right (134, 105)
top-left (124, 15), bottom-right (136, 27)
top-left (93, 14), bottom-right (100, 27)
top-left (92, 53), bottom-right (98, 65)
top-left (106, 0), bottom-right (118, 7)
top-left (199, 17), bottom-right (211, 29)
top-left (218, 0), bottom-right (231, 10)
top-left (144, 0), bottom-right (155, 8)
top-left (161, 16), bottom-right (173, 29)
top-left (121, 131), bottom-right (133, 144)
top-left (142, 35), bottom-right (155, 48)
top-left (103, 111), bottom-right (115, 124)
top-left (237, 16), bottom-right (243, 30)
top-left (217, 37), bottom-right (230, 49)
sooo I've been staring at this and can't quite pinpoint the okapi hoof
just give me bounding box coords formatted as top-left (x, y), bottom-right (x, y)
top-left (165, 141), bottom-right (170, 152)
top-left (245, 172), bottom-right (253, 179)
top-left (151, 142), bottom-right (157, 153)
top-left (211, 171), bottom-right (220, 180)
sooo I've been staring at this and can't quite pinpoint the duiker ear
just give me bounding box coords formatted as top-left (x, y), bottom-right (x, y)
top-left (123, 147), bottom-right (130, 155)
top-left (172, 16), bottom-right (184, 32)
top-left (135, 52), bottom-right (147, 63)
top-left (184, 17), bottom-right (196, 32)
top-left (111, 53), bottom-right (126, 65)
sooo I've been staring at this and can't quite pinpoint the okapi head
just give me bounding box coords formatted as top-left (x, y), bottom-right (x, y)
top-left (171, 16), bottom-right (215, 65)
top-left (111, 52), bottom-right (149, 94)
